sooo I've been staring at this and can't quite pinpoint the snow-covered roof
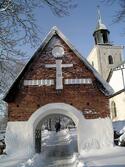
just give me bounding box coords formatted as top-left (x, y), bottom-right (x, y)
top-left (107, 60), bottom-right (125, 82)
top-left (109, 89), bottom-right (125, 98)
top-left (96, 22), bottom-right (107, 31)
top-left (113, 60), bottom-right (125, 70)
top-left (3, 26), bottom-right (113, 100)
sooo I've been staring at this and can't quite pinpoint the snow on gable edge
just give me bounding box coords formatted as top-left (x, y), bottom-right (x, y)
top-left (3, 26), bottom-right (113, 100)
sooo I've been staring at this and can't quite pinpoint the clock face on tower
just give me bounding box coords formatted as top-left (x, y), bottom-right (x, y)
top-left (52, 46), bottom-right (64, 58)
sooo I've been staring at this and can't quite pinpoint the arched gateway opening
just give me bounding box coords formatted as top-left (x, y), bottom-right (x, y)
top-left (36, 114), bottom-right (77, 156)
top-left (28, 103), bottom-right (84, 154)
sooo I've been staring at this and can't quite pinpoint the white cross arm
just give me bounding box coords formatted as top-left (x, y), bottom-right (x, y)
top-left (45, 64), bottom-right (73, 68)
top-left (45, 64), bottom-right (56, 68)
top-left (62, 64), bottom-right (73, 68)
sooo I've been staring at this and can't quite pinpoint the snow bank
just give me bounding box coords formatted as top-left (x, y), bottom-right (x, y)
top-left (78, 117), bottom-right (113, 152)
top-left (113, 120), bottom-right (125, 132)
top-left (18, 154), bottom-right (45, 167)
top-left (112, 120), bottom-right (125, 145)
top-left (5, 122), bottom-right (33, 158)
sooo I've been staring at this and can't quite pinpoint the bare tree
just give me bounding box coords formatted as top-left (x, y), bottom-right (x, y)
top-left (0, 0), bottom-right (77, 94)
top-left (112, 0), bottom-right (125, 23)
top-left (102, 0), bottom-right (125, 23)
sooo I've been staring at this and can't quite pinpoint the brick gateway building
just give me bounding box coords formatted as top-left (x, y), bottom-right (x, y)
top-left (4, 27), bottom-right (113, 154)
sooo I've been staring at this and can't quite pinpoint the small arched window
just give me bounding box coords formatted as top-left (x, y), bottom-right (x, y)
top-left (92, 61), bottom-right (94, 67)
top-left (111, 101), bottom-right (117, 119)
top-left (108, 55), bottom-right (113, 64)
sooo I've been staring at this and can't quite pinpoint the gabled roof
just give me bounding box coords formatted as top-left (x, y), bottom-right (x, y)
top-left (107, 60), bottom-right (125, 82)
top-left (109, 89), bottom-right (125, 98)
top-left (3, 26), bottom-right (114, 100)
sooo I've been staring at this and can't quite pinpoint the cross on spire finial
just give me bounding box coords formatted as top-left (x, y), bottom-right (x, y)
top-left (97, 5), bottom-right (102, 25)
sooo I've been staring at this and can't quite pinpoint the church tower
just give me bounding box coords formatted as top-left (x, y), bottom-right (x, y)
top-left (87, 8), bottom-right (123, 80)
top-left (93, 8), bottom-right (110, 45)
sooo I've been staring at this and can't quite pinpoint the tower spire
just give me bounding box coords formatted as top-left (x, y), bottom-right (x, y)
top-left (97, 5), bottom-right (102, 25)
top-left (93, 7), bottom-right (110, 45)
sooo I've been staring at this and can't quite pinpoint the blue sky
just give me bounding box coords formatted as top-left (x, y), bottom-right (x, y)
top-left (25, 0), bottom-right (125, 59)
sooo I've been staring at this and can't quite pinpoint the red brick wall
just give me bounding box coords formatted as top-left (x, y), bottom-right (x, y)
top-left (7, 35), bottom-right (110, 121)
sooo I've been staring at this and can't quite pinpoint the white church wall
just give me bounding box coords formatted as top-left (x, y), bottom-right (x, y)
top-left (87, 45), bottom-right (123, 80)
top-left (5, 103), bottom-right (114, 157)
top-left (109, 70), bottom-right (125, 93)
top-left (98, 46), bottom-right (122, 80)
top-left (110, 92), bottom-right (125, 121)
top-left (87, 47), bottom-right (101, 72)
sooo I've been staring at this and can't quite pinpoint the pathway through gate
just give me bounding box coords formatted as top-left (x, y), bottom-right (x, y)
top-left (35, 114), bottom-right (79, 166)
top-left (40, 129), bottom-right (79, 167)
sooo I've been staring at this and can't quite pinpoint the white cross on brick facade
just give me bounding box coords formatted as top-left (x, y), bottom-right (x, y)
top-left (45, 60), bottom-right (73, 90)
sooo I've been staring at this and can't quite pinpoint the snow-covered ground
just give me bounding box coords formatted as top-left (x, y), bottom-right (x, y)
top-left (1, 147), bottom-right (125, 167)
top-left (0, 129), bottom-right (79, 167)
top-left (0, 128), bottom-right (125, 167)
top-left (80, 147), bottom-right (125, 167)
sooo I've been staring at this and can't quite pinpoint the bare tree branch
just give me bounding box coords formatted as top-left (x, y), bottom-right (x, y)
top-left (102, 0), bottom-right (125, 23)
top-left (0, 0), bottom-right (77, 94)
